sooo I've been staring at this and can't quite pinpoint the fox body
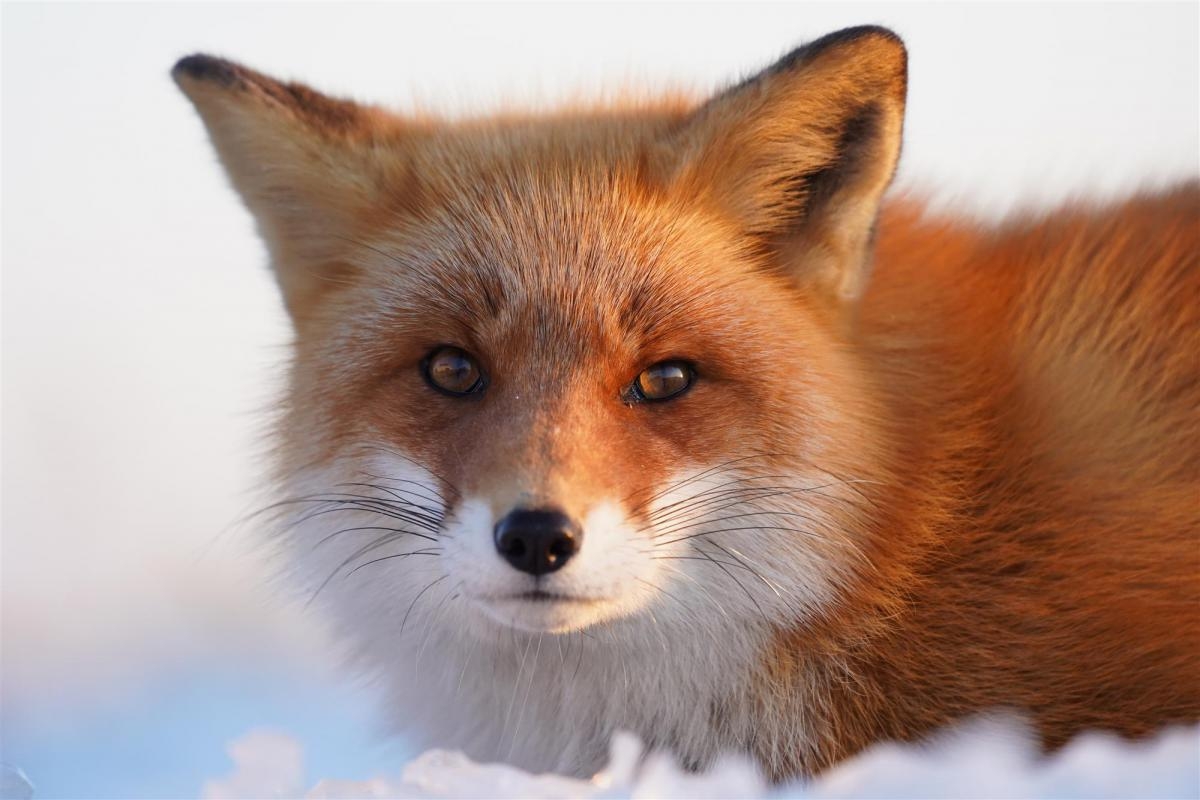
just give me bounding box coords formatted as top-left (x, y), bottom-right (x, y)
top-left (175, 27), bottom-right (1199, 780)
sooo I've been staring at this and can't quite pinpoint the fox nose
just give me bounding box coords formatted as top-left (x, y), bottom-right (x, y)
top-left (493, 508), bottom-right (581, 576)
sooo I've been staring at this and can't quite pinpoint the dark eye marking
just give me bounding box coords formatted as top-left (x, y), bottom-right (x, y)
top-left (422, 346), bottom-right (486, 397)
top-left (625, 360), bottom-right (695, 403)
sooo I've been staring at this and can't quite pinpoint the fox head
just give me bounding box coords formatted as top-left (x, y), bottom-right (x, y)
top-left (175, 26), bottom-right (905, 711)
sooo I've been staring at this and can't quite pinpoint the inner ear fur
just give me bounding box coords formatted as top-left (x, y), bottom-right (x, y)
top-left (173, 55), bottom-right (415, 321)
top-left (664, 26), bottom-right (908, 303)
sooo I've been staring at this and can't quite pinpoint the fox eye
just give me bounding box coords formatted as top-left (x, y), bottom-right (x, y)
top-left (631, 360), bottom-right (695, 402)
top-left (423, 346), bottom-right (485, 396)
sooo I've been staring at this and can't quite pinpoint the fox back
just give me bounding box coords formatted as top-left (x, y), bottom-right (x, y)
top-left (174, 27), bottom-right (1199, 780)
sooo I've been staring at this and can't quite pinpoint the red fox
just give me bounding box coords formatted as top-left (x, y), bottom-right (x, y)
top-left (173, 26), bottom-right (1199, 781)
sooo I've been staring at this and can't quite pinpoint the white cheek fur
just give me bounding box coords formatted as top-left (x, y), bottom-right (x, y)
top-left (645, 467), bottom-right (848, 626)
top-left (275, 453), bottom-right (452, 657)
top-left (274, 450), bottom-right (860, 777)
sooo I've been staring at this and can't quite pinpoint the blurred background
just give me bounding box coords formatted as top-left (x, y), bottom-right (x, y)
top-left (2, 2), bottom-right (1197, 797)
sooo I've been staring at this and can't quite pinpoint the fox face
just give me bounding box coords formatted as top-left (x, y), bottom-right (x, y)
top-left (278, 155), bottom-right (884, 638)
top-left (176, 27), bottom-right (908, 773)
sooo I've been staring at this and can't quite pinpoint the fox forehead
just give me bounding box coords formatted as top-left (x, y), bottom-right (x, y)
top-left (356, 141), bottom-right (746, 301)
top-left (324, 157), bottom-right (802, 376)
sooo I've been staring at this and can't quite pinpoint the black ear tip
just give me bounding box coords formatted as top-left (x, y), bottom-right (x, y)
top-left (843, 24), bottom-right (904, 44)
top-left (806, 25), bottom-right (906, 58)
top-left (759, 25), bottom-right (905, 85)
top-left (171, 53), bottom-right (242, 88)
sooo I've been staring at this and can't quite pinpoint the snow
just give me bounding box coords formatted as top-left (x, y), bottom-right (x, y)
top-left (203, 719), bottom-right (1200, 799)
top-left (202, 730), bottom-right (307, 800)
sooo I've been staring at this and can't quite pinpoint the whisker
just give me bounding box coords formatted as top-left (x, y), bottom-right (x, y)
top-left (314, 525), bottom-right (436, 551)
top-left (654, 561), bottom-right (732, 622)
top-left (635, 575), bottom-right (690, 614)
top-left (308, 528), bottom-right (436, 606)
top-left (693, 543), bottom-right (770, 627)
top-left (651, 554), bottom-right (764, 573)
top-left (506, 632), bottom-right (544, 763)
top-left (655, 524), bottom-right (823, 547)
top-left (649, 490), bottom-right (818, 536)
top-left (704, 539), bottom-right (785, 599)
top-left (649, 480), bottom-right (865, 529)
top-left (252, 490), bottom-right (430, 517)
top-left (260, 492), bottom-right (443, 528)
top-left (285, 503), bottom-right (441, 537)
top-left (416, 581), bottom-right (461, 675)
top-left (625, 453), bottom-right (789, 513)
top-left (501, 630), bottom-right (536, 753)
top-left (355, 443), bottom-right (463, 499)
top-left (572, 628), bottom-right (587, 681)
top-left (339, 478), bottom-right (451, 512)
top-left (345, 548), bottom-right (443, 577)
top-left (335, 481), bottom-right (447, 514)
top-left (643, 474), bottom-right (798, 522)
top-left (400, 575), bottom-right (449, 641)
top-left (652, 507), bottom-right (825, 540)
top-left (299, 491), bottom-right (443, 518)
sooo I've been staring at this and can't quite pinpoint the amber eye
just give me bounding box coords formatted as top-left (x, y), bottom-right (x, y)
top-left (423, 346), bottom-right (485, 396)
top-left (632, 360), bottom-right (695, 402)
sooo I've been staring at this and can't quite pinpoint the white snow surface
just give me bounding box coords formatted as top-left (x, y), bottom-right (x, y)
top-left (204, 718), bottom-right (1200, 799)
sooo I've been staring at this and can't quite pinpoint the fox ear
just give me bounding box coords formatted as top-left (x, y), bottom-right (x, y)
top-left (172, 55), bottom-right (411, 321)
top-left (665, 26), bottom-right (907, 303)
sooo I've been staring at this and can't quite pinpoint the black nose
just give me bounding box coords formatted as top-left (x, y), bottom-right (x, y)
top-left (493, 508), bottom-right (581, 576)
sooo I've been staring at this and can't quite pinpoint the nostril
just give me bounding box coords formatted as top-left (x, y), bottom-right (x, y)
top-left (493, 508), bottom-right (582, 576)
top-left (547, 534), bottom-right (576, 563)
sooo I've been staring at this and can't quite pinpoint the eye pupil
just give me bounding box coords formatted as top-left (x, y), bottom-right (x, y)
top-left (635, 361), bottom-right (693, 401)
top-left (424, 347), bottom-right (483, 396)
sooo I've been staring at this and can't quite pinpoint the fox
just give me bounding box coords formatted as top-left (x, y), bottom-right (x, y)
top-left (172, 26), bottom-right (1200, 781)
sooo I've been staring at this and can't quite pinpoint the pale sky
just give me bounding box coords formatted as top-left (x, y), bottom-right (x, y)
top-left (2, 3), bottom-right (1197, 793)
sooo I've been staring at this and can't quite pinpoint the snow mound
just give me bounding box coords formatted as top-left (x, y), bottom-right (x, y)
top-left (202, 730), bottom-right (306, 799)
top-left (209, 719), bottom-right (1200, 799)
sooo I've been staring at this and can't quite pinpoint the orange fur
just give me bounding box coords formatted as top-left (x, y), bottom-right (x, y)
top-left (174, 27), bottom-right (1199, 781)
top-left (752, 187), bottom-right (1200, 777)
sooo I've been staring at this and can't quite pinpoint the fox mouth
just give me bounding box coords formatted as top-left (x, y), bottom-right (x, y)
top-left (508, 590), bottom-right (600, 604)
top-left (472, 589), bottom-right (612, 633)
